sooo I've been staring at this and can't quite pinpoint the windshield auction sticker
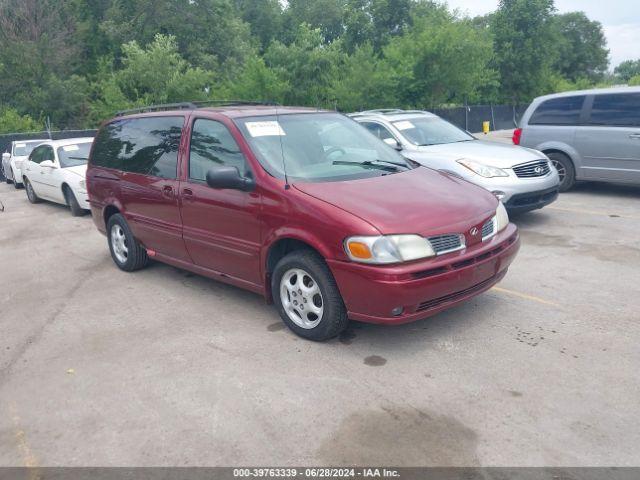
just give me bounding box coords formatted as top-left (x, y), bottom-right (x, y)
top-left (63, 145), bottom-right (80, 152)
top-left (246, 121), bottom-right (286, 137)
top-left (394, 121), bottom-right (415, 131)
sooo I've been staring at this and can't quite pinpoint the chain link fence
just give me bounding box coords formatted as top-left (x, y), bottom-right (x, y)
top-left (432, 104), bottom-right (529, 133)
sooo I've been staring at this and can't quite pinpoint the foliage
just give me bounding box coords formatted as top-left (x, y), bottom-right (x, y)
top-left (491, 0), bottom-right (556, 102)
top-left (615, 60), bottom-right (640, 82)
top-left (0, 0), bottom-right (623, 131)
top-left (551, 12), bottom-right (609, 82)
top-left (629, 75), bottom-right (640, 87)
top-left (0, 108), bottom-right (41, 134)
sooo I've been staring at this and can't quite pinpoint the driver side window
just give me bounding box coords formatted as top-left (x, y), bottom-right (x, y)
top-left (30, 146), bottom-right (45, 164)
top-left (189, 119), bottom-right (246, 181)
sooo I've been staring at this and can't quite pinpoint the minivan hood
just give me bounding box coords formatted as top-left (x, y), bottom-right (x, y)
top-left (414, 140), bottom-right (544, 168)
top-left (293, 167), bottom-right (498, 236)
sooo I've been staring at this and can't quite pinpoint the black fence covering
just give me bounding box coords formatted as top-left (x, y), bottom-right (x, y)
top-left (0, 129), bottom-right (98, 157)
top-left (433, 104), bottom-right (529, 132)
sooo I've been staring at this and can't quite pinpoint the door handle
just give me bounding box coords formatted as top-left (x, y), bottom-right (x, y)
top-left (162, 185), bottom-right (174, 198)
top-left (629, 133), bottom-right (640, 140)
top-left (182, 188), bottom-right (194, 201)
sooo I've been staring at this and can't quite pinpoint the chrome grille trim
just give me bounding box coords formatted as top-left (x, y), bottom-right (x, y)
top-left (427, 234), bottom-right (465, 256)
top-left (512, 160), bottom-right (551, 178)
top-left (482, 217), bottom-right (496, 241)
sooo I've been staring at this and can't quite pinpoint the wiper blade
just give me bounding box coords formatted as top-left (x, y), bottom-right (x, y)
top-left (333, 159), bottom-right (408, 170)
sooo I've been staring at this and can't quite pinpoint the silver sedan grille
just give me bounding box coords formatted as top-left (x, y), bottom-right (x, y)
top-left (513, 160), bottom-right (551, 178)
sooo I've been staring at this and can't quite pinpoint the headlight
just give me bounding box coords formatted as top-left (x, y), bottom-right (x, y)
top-left (457, 159), bottom-right (508, 178)
top-left (495, 201), bottom-right (509, 232)
top-left (79, 180), bottom-right (86, 190)
top-left (345, 234), bottom-right (435, 264)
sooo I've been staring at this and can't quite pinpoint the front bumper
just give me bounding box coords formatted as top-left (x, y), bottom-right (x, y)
top-left (468, 169), bottom-right (560, 206)
top-left (504, 186), bottom-right (558, 214)
top-left (327, 223), bottom-right (520, 325)
top-left (76, 190), bottom-right (90, 210)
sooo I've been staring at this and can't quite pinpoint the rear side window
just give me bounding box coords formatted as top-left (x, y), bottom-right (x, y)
top-left (589, 93), bottom-right (640, 127)
top-left (189, 119), bottom-right (246, 181)
top-left (91, 116), bottom-right (184, 179)
top-left (529, 96), bottom-right (586, 125)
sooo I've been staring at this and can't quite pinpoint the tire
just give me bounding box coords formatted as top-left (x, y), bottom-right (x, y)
top-left (24, 178), bottom-right (40, 203)
top-left (12, 169), bottom-right (21, 189)
top-left (64, 186), bottom-right (85, 217)
top-left (272, 249), bottom-right (348, 341)
top-left (106, 213), bottom-right (149, 272)
top-left (547, 152), bottom-right (575, 192)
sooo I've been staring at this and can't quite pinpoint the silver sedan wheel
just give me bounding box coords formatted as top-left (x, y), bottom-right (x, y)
top-left (280, 268), bottom-right (324, 329)
top-left (110, 224), bottom-right (129, 264)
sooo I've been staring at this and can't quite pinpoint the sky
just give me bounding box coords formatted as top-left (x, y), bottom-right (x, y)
top-left (442, 0), bottom-right (638, 68)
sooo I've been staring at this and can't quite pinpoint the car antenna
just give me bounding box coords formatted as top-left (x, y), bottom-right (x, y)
top-left (276, 103), bottom-right (290, 190)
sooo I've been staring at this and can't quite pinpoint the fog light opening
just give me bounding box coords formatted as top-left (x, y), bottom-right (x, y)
top-left (492, 191), bottom-right (506, 201)
top-left (391, 306), bottom-right (404, 317)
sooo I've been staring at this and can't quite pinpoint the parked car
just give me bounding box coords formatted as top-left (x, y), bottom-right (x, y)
top-left (350, 109), bottom-right (560, 214)
top-left (2, 139), bottom-right (47, 188)
top-left (87, 103), bottom-right (520, 341)
top-left (515, 86), bottom-right (640, 191)
top-left (21, 138), bottom-right (94, 216)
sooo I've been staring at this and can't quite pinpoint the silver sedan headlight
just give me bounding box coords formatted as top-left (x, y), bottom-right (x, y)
top-left (496, 201), bottom-right (509, 232)
top-left (345, 234), bottom-right (436, 264)
top-left (457, 158), bottom-right (509, 178)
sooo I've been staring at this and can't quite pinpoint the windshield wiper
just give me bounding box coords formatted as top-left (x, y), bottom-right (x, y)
top-left (332, 159), bottom-right (409, 170)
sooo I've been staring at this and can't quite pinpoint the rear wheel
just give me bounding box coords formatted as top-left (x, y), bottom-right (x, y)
top-left (272, 250), bottom-right (348, 341)
top-left (107, 213), bottom-right (148, 272)
top-left (64, 186), bottom-right (85, 217)
top-left (24, 178), bottom-right (40, 203)
top-left (12, 169), bottom-right (21, 189)
top-left (547, 152), bottom-right (575, 192)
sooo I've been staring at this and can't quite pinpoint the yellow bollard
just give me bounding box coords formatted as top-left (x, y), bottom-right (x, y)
top-left (482, 121), bottom-right (490, 134)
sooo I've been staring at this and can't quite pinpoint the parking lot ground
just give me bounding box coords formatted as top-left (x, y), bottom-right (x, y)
top-left (0, 180), bottom-right (639, 467)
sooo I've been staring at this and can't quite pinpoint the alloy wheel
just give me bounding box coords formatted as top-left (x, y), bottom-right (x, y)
top-left (279, 268), bottom-right (324, 329)
top-left (551, 159), bottom-right (566, 184)
top-left (110, 224), bottom-right (129, 264)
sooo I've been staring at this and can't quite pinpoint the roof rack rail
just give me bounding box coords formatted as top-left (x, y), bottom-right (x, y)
top-left (115, 100), bottom-right (280, 117)
top-left (115, 102), bottom-right (197, 117)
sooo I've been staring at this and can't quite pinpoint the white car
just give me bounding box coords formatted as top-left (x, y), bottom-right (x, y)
top-left (2, 139), bottom-right (48, 188)
top-left (21, 138), bottom-right (94, 216)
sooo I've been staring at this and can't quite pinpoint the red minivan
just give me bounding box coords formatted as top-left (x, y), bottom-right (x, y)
top-left (87, 103), bottom-right (520, 340)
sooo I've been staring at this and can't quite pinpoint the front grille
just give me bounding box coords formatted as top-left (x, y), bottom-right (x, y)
top-left (416, 274), bottom-right (501, 312)
top-left (513, 160), bottom-right (551, 178)
top-left (427, 234), bottom-right (465, 255)
top-left (482, 217), bottom-right (495, 240)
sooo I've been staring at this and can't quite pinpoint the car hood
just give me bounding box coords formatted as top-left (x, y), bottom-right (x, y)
top-left (293, 167), bottom-right (498, 236)
top-left (413, 140), bottom-right (545, 168)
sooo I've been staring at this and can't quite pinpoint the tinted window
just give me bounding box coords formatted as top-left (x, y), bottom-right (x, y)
top-left (529, 96), bottom-right (586, 125)
top-left (43, 146), bottom-right (55, 162)
top-left (90, 116), bottom-right (183, 178)
top-left (589, 93), bottom-right (640, 126)
top-left (29, 146), bottom-right (45, 164)
top-left (189, 119), bottom-right (246, 181)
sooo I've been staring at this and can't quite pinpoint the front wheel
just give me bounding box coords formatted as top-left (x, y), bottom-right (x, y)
top-left (24, 178), bottom-right (40, 203)
top-left (106, 213), bottom-right (149, 272)
top-left (547, 152), bottom-right (575, 192)
top-left (64, 186), bottom-right (85, 217)
top-left (272, 250), bottom-right (348, 341)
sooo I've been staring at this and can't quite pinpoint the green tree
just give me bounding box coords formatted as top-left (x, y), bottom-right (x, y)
top-left (629, 75), bottom-right (640, 86)
top-left (227, 56), bottom-right (289, 103)
top-left (234, 0), bottom-right (283, 51)
top-left (552, 12), bottom-right (609, 82)
top-left (283, 0), bottom-right (345, 43)
top-left (491, 0), bottom-right (556, 102)
top-left (381, 10), bottom-right (497, 107)
top-left (90, 34), bottom-right (215, 124)
top-left (264, 24), bottom-right (343, 106)
top-left (0, 108), bottom-right (41, 134)
top-left (615, 60), bottom-right (640, 82)
top-left (332, 44), bottom-right (397, 111)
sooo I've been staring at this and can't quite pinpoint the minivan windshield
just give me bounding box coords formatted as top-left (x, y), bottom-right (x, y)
top-left (393, 116), bottom-right (474, 146)
top-left (235, 113), bottom-right (410, 182)
top-left (13, 141), bottom-right (43, 157)
top-left (57, 142), bottom-right (93, 168)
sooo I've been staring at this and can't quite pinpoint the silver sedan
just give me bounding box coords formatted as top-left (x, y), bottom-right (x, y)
top-left (350, 109), bottom-right (560, 214)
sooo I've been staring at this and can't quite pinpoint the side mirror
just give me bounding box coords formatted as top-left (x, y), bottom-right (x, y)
top-left (40, 160), bottom-right (57, 169)
top-left (383, 138), bottom-right (402, 151)
top-left (206, 166), bottom-right (255, 192)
